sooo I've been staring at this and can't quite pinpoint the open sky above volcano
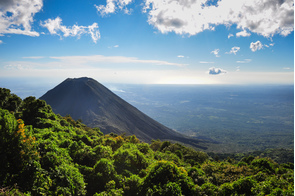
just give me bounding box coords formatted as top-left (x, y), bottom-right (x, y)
top-left (0, 0), bottom-right (293, 84)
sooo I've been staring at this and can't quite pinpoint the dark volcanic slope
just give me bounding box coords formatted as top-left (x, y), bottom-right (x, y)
top-left (40, 77), bottom-right (207, 148)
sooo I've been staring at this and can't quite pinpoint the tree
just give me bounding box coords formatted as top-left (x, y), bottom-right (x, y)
top-left (0, 109), bottom-right (39, 191)
top-left (0, 88), bottom-right (22, 112)
top-left (21, 96), bottom-right (54, 128)
top-left (141, 161), bottom-right (196, 195)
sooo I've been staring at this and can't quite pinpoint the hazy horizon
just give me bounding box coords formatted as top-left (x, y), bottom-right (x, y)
top-left (0, 77), bottom-right (294, 100)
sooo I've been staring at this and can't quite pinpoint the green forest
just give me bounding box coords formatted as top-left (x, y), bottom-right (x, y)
top-left (0, 88), bottom-right (293, 195)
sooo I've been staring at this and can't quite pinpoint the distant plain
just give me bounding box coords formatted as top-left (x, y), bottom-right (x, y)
top-left (108, 84), bottom-right (294, 153)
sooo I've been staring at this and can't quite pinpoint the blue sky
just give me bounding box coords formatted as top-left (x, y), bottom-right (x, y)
top-left (0, 0), bottom-right (293, 84)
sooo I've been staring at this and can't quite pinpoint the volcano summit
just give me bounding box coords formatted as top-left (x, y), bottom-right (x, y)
top-left (40, 77), bottom-right (207, 149)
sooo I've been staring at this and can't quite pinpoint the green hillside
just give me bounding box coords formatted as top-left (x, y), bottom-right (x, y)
top-left (0, 88), bottom-right (293, 195)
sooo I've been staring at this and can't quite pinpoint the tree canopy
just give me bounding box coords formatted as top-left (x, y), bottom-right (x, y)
top-left (0, 87), bottom-right (293, 195)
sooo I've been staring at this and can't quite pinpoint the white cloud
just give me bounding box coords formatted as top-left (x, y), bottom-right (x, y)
top-left (211, 49), bottom-right (220, 57)
top-left (226, 46), bottom-right (240, 55)
top-left (228, 33), bottom-right (234, 39)
top-left (209, 67), bottom-right (227, 75)
top-left (200, 61), bottom-right (214, 64)
top-left (50, 55), bottom-right (186, 67)
top-left (236, 66), bottom-right (240, 71)
top-left (143, 0), bottom-right (294, 37)
top-left (95, 0), bottom-right (133, 16)
top-left (0, 40), bottom-right (3, 44)
top-left (22, 56), bottom-right (44, 59)
top-left (283, 67), bottom-right (291, 70)
top-left (41, 17), bottom-right (100, 43)
top-left (250, 41), bottom-right (263, 52)
top-left (177, 55), bottom-right (184, 58)
top-left (4, 63), bottom-right (32, 70)
top-left (236, 30), bottom-right (251, 37)
top-left (108, 45), bottom-right (119, 48)
top-left (108, 86), bottom-right (126, 93)
top-left (236, 59), bottom-right (252, 63)
top-left (265, 43), bottom-right (275, 48)
top-left (88, 23), bottom-right (101, 43)
top-left (0, 0), bottom-right (42, 36)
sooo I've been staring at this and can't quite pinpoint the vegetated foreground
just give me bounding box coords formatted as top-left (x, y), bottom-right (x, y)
top-left (0, 87), bottom-right (294, 195)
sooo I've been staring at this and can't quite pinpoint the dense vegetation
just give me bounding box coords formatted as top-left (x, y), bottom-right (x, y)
top-left (0, 88), bottom-right (294, 195)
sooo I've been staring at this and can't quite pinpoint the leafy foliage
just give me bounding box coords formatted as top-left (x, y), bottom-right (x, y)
top-left (0, 87), bottom-right (293, 195)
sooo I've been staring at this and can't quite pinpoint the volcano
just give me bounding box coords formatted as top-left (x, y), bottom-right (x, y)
top-left (40, 77), bottom-right (207, 149)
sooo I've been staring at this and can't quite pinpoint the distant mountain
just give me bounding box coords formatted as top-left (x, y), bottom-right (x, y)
top-left (40, 77), bottom-right (208, 149)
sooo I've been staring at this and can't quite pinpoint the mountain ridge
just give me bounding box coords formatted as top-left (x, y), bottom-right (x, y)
top-left (40, 77), bottom-right (208, 149)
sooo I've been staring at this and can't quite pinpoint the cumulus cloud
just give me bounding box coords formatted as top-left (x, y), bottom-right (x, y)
top-left (211, 49), bottom-right (220, 57)
top-left (95, 0), bottom-right (133, 16)
top-left (143, 0), bottom-right (293, 37)
top-left (236, 30), bottom-right (251, 37)
top-left (250, 41), bottom-right (263, 52)
top-left (41, 17), bottom-right (100, 43)
top-left (0, 0), bottom-right (42, 36)
top-left (226, 46), bottom-right (240, 55)
top-left (209, 67), bottom-right (227, 75)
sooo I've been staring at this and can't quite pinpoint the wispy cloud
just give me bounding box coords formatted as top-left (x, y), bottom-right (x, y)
top-left (177, 55), bottom-right (184, 58)
top-left (211, 49), bottom-right (220, 57)
top-left (199, 61), bottom-right (214, 64)
top-left (264, 43), bottom-right (275, 48)
top-left (4, 63), bottom-right (32, 70)
top-left (236, 59), bottom-right (252, 63)
top-left (22, 56), bottom-right (44, 59)
top-left (40, 17), bottom-right (100, 43)
top-left (226, 46), bottom-right (240, 55)
top-left (108, 45), bottom-right (119, 48)
top-left (250, 41), bottom-right (263, 52)
top-left (50, 55), bottom-right (187, 67)
top-left (228, 33), bottom-right (234, 39)
top-left (208, 67), bottom-right (227, 75)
